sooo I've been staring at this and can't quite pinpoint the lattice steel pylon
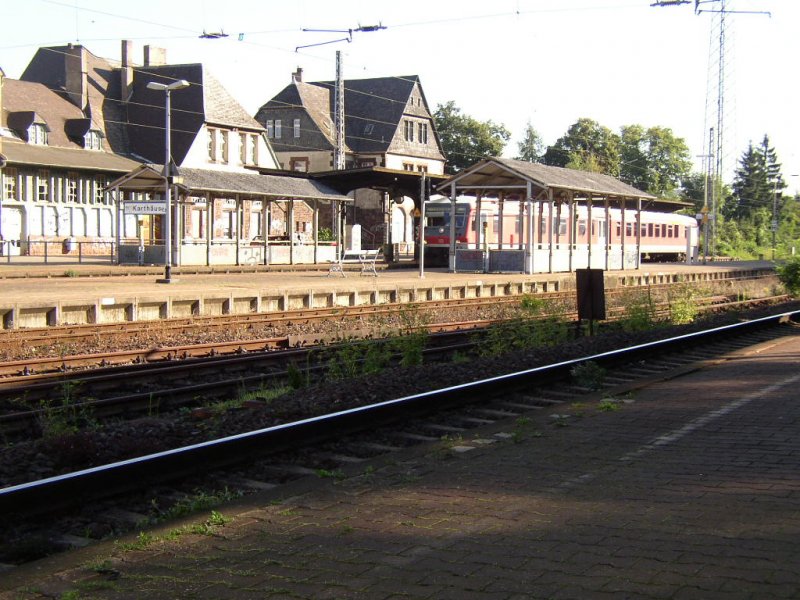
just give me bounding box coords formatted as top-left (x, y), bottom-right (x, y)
top-left (653, 0), bottom-right (770, 256)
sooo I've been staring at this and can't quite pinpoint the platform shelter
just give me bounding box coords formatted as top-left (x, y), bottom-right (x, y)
top-left (435, 158), bottom-right (690, 274)
top-left (108, 165), bottom-right (352, 267)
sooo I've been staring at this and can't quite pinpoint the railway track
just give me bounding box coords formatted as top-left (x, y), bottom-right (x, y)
top-left (0, 295), bottom-right (789, 440)
top-left (0, 306), bottom-right (797, 567)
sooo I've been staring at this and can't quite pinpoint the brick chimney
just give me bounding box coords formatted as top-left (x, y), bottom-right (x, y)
top-left (292, 67), bottom-right (303, 83)
top-left (144, 45), bottom-right (167, 67)
top-left (120, 40), bottom-right (134, 101)
top-left (64, 44), bottom-right (88, 112)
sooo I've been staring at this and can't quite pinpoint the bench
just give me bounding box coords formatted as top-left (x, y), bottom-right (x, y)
top-left (327, 249), bottom-right (382, 277)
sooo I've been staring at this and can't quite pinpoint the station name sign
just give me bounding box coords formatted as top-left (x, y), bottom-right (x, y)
top-left (125, 202), bottom-right (166, 214)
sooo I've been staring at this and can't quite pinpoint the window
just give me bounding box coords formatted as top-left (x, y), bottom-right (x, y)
top-left (290, 157), bottom-right (309, 172)
top-left (404, 120), bottom-right (414, 142)
top-left (2, 168), bottom-right (18, 200)
top-left (293, 118), bottom-right (300, 138)
top-left (647, 223), bottom-right (654, 237)
top-left (266, 120), bottom-right (274, 138)
top-left (626, 223), bottom-right (633, 237)
top-left (417, 165), bottom-right (428, 173)
top-left (95, 176), bottom-right (107, 204)
top-left (239, 133), bottom-right (247, 165)
top-left (222, 210), bottom-right (237, 239)
top-left (66, 172), bottom-right (78, 203)
top-left (364, 123), bottom-right (374, 135)
top-left (220, 130), bottom-right (229, 163)
top-left (275, 120), bottom-right (282, 139)
top-left (418, 123), bottom-right (428, 144)
top-left (402, 163), bottom-right (414, 172)
top-left (29, 123), bottom-right (48, 145)
top-left (250, 134), bottom-right (259, 165)
top-left (207, 127), bottom-right (218, 162)
top-left (38, 170), bottom-right (50, 202)
top-left (85, 130), bottom-right (102, 150)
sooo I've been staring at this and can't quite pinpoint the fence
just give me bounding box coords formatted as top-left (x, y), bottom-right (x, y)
top-left (0, 240), bottom-right (115, 265)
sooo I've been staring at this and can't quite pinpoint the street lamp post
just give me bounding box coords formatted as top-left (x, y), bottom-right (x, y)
top-left (147, 79), bottom-right (190, 283)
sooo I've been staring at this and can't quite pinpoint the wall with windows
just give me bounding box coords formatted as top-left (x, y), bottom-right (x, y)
top-left (0, 164), bottom-right (117, 254)
top-left (181, 125), bottom-right (277, 171)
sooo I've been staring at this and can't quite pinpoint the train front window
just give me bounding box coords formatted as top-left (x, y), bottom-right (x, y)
top-left (426, 212), bottom-right (467, 230)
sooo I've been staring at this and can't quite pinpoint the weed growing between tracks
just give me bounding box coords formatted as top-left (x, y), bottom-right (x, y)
top-left (480, 294), bottom-right (570, 356)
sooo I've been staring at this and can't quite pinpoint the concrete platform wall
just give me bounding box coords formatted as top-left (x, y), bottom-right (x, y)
top-left (0, 266), bottom-right (773, 329)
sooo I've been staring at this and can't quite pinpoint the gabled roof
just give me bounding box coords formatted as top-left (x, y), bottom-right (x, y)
top-left (258, 74), bottom-right (443, 156)
top-left (127, 64), bottom-right (265, 166)
top-left (440, 157), bottom-right (657, 201)
top-left (313, 75), bottom-right (421, 154)
top-left (257, 80), bottom-right (337, 151)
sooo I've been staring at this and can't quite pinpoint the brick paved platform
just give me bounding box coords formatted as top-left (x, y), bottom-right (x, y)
top-left (2, 323), bottom-right (799, 599)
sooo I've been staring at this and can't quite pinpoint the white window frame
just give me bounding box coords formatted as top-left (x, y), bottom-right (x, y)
top-left (2, 167), bottom-right (18, 200)
top-left (293, 118), bottom-right (300, 138)
top-left (29, 123), bottom-right (48, 145)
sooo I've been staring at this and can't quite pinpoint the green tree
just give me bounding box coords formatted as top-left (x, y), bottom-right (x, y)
top-left (619, 125), bottom-right (691, 197)
top-left (728, 135), bottom-right (786, 221)
top-left (516, 121), bottom-right (544, 163)
top-left (542, 118), bottom-right (620, 176)
top-left (433, 101), bottom-right (510, 173)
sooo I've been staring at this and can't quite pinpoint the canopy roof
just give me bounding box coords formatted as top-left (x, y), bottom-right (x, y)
top-left (439, 158), bottom-right (669, 204)
top-left (108, 164), bottom-right (352, 203)
top-left (308, 166), bottom-right (449, 202)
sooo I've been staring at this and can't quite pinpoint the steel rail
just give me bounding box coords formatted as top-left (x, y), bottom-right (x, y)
top-left (1, 309), bottom-right (797, 516)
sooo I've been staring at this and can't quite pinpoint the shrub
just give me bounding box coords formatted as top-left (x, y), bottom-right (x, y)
top-left (776, 257), bottom-right (800, 296)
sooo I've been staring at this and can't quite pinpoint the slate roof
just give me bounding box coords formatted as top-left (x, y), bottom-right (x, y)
top-left (325, 75), bottom-right (421, 154)
top-left (127, 64), bottom-right (265, 166)
top-left (443, 157), bottom-right (657, 200)
top-left (20, 45), bottom-right (128, 154)
top-left (111, 164), bottom-right (351, 202)
top-left (2, 79), bottom-right (84, 147)
top-left (258, 75), bottom-right (434, 155)
top-left (0, 137), bottom-right (141, 172)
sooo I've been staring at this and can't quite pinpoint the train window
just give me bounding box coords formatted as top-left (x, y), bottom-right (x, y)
top-left (667, 225), bottom-right (674, 238)
top-left (493, 215), bottom-right (500, 233)
top-left (558, 218), bottom-right (567, 235)
top-left (515, 216), bottom-right (521, 234)
top-left (654, 224), bottom-right (661, 238)
top-left (641, 224), bottom-right (647, 237)
top-left (539, 218), bottom-right (547, 236)
top-left (616, 224), bottom-right (621, 237)
top-left (578, 220), bottom-right (586, 236)
top-left (626, 223), bottom-right (633, 237)
top-left (647, 223), bottom-right (654, 237)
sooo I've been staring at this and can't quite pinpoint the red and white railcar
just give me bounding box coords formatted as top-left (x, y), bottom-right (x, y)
top-left (423, 197), bottom-right (698, 271)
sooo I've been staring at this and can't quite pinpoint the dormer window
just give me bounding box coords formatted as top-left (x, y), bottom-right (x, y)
top-left (84, 130), bottom-right (102, 151)
top-left (29, 123), bottom-right (48, 145)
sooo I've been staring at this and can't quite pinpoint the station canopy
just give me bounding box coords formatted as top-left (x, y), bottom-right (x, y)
top-left (436, 157), bottom-right (691, 211)
top-left (108, 164), bottom-right (352, 203)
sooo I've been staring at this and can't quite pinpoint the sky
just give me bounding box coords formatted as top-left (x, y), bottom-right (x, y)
top-left (2, 0), bottom-right (798, 191)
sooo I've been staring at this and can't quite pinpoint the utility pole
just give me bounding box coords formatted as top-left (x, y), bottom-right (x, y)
top-left (653, 0), bottom-right (770, 258)
top-left (334, 50), bottom-right (345, 171)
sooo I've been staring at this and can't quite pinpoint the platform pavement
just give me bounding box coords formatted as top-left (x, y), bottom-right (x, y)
top-left (0, 260), bottom-right (775, 308)
top-left (2, 324), bottom-right (799, 599)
